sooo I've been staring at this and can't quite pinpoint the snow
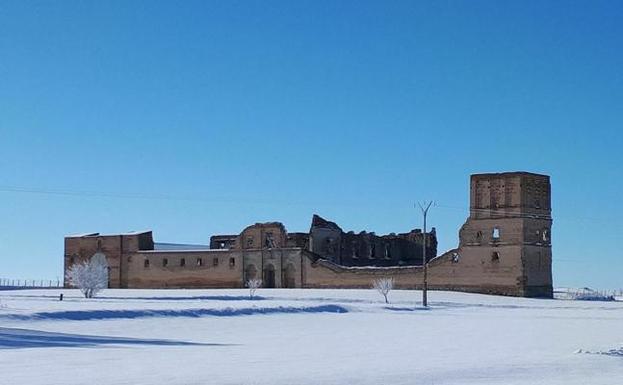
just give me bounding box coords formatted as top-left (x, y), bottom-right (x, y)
top-left (1, 288), bottom-right (622, 385)
top-left (554, 287), bottom-right (617, 301)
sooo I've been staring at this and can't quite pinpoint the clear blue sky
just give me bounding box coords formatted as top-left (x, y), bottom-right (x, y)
top-left (1, 1), bottom-right (621, 289)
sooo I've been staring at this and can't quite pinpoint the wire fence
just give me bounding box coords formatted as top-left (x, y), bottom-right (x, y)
top-left (0, 278), bottom-right (62, 289)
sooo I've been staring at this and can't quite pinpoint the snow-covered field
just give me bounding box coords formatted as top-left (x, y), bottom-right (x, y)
top-left (1, 288), bottom-right (622, 385)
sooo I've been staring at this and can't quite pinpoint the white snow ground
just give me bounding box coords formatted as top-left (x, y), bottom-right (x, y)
top-left (1, 288), bottom-right (622, 385)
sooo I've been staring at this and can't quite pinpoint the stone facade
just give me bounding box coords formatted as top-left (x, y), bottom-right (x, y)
top-left (63, 171), bottom-right (553, 298)
top-left (308, 215), bottom-right (437, 267)
top-left (64, 231), bottom-right (155, 289)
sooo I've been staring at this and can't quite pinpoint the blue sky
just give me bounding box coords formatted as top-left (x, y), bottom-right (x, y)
top-left (1, 1), bottom-right (621, 288)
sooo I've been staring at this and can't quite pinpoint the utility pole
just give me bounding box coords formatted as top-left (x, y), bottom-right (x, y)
top-left (418, 201), bottom-right (433, 307)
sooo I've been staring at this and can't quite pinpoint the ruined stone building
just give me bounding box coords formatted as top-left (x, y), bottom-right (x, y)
top-left (64, 171), bottom-right (553, 297)
top-left (209, 215), bottom-right (437, 268)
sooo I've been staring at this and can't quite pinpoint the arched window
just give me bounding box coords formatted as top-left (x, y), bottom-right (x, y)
top-left (180, 258), bottom-right (186, 267)
top-left (162, 258), bottom-right (168, 267)
top-left (491, 251), bottom-right (500, 262)
top-left (385, 244), bottom-right (391, 259)
top-left (144, 259), bottom-right (150, 268)
top-left (492, 227), bottom-right (500, 240)
top-left (542, 229), bottom-right (549, 242)
top-left (196, 258), bottom-right (203, 266)
top-left (451, 252), bottom-right (460, 263)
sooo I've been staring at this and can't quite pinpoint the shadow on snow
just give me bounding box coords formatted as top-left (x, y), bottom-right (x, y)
top-left (2, 304), bottom-right (348, 321)
top-left (0, 294), bottom-right (266, 301)
top-left (0, 327), bottom-right (224, 349)
top-left (384, 306), bottom-right (432, 312)
top-left (101, 295), bottom-right (267, 302)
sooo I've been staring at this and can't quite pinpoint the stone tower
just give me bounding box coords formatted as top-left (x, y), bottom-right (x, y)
top-left (457, 172), bottom-right (553, 297)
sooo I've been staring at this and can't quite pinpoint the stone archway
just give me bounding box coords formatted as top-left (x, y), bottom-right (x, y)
top-left (263, 264), bottom-right (276, 288)
top-left (245, 264), bottom-right (258, 282)
top-left (283, 263), bottom-right (296, 288)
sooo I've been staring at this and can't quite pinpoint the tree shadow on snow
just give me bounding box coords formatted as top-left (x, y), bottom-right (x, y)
top-left (101, 295), bottom-right (267, 302)
top-left (0, 294), bottom-right (266, 302)
top-left (0, 327), bottom-right (227, 349)
top-left (2, 305), bottom-right (348, 321)
top-left (384, 306), bottom-right (432, 312)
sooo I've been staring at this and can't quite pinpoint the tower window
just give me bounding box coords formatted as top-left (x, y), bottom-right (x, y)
top-left (492, 227), bottom-right (500, 240)
top-left (451, 252), bottom-right (460, 263)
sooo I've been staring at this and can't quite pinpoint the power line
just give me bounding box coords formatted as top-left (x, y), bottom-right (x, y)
top-left (433, 202), bottom-right (619, 225)
top-left (0, 185), bottom-right (232, 202)
top-left (0, 184), bottom-right (620, 225)
top-left (0, 185), bottom-right (333, 207)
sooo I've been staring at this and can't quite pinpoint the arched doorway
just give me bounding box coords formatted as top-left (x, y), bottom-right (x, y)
top-left (245, 264), bottom-right (258, 282)
top-left (263, 264), bottom-right (276, 288)
top-left (283, 263), bottom-right (296, 288)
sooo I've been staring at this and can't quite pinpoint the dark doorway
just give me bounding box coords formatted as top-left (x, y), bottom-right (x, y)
top-left (264, 264), bottom-right (276, 288)
top-left (245, 264), bottom-right (258, 281)
top-left (283, 264), bottom-right (296, 288)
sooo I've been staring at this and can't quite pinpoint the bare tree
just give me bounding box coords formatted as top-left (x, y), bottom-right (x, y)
top-left (247, 278), bottom-right (262, 300)
top-left (66, 253), bottom-right (109, 298)
top-left (373, 277), bottom-right (394, 304)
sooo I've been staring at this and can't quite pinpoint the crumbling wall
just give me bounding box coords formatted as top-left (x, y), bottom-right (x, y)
top-left (309, 214), bottom-right (437, 267)
top-left (236, 222), bottom-right (288, 250)
top-left (301, 249), bottom-right (527, 296)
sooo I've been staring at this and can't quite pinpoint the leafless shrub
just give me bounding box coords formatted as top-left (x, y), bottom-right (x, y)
top-left (373, 277), bottom-right (394, 304)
